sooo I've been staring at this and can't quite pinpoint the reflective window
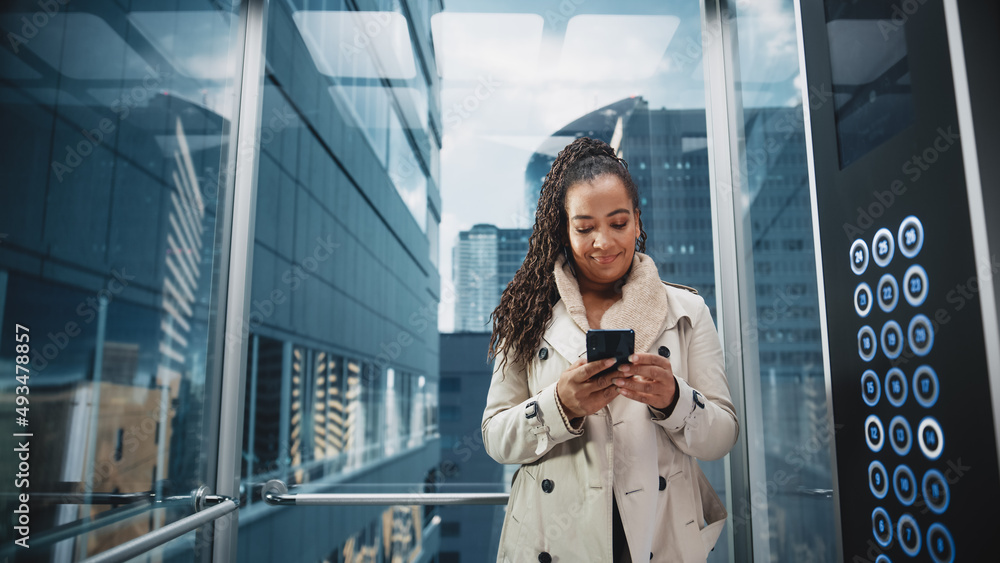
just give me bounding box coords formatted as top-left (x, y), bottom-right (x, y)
top-left (0, 0), bottom-right (243, 560)
top-left (730, 1), bottom-right (836, 560)
top-left (237, 1), bottom-right (729, 562)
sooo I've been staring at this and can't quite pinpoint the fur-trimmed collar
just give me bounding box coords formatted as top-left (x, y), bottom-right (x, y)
top-left (552, 251), bottom-right (670, 356)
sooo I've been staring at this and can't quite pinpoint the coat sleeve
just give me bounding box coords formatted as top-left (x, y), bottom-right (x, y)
top-left (649, 299), bottom-right (739, 461)
top-left (482, 348), bottom-right (584, 465)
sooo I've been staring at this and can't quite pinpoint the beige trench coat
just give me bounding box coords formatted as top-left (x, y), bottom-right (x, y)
top-left (482, 281), bottom-right (739, 562)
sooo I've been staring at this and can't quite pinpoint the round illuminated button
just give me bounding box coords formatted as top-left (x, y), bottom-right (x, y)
top-left (903, 265), bottom-right (929, 307)
top-left (875, 557), bottom-right (890, 563)
top-left (861, 370), bottom-right (881, 407)
top-left (913, 366), bottom-right (939, 408)
top-left (854, 282), bottom-right (873, 317)
top-left (877, 274), bottom-right (899, 313)
top-left (850, 239), bottom-right (869, 275)
top-left (869, 460), bottom-right (888, 499)
top-left (927, 523), bottom-right (954, 563)
top-left (918, 417), bottom-right (944, 460)
top-left (872, 507), bottom-right (892, 548)
top-left (897, 513), bottom-right (921, 556)
top-left (884, 367), bottom-right (907, 407)
top-left (892, 464), bottom-right (917, 505)
top-left (859, 326), bottom-right (877, 362)
top-left (865, 414), bottom-right (885, 453)
top-left (921, 469), bottom-right (950, 514)
top-left (873, 228), bottom-right (895, 267)
top-left (889, 416), bottom-right (912, 456)
top-left (881, 321), bottom-right (904, 360)
top-left (898, 216), bottom-right (924, 259)
top-left (908, 315), bottom-right (934, 356)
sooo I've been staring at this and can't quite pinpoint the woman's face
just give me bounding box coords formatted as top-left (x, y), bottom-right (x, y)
top-left (564, 174), bottom-right (641, 287)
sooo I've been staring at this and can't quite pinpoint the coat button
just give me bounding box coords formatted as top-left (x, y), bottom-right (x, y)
top-left (541, 479), bottom-right (554, 493)
top-left (658, 346), bottom-right (670, 358)
top-left (539, 347), bottom-right (549, 360)
top-left (538, 552), bottom-right (552, 563)
top-left (650, 553), bottom-right (654, 560)
top-left (659, 476), bottom-right (666, 491)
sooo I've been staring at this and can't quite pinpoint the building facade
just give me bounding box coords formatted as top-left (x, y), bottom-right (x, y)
top-left (452, 225), bottom-right (531, 333)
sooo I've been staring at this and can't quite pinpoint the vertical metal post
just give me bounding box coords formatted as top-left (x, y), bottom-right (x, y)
top-left (279, 340), bottom-right (292, 477)
top-left (213, 0), bottom-right (270, 560)
top-left (701, 0), bottom-right (772, 561)
top-left (244, 334), bottom-right (259, 506)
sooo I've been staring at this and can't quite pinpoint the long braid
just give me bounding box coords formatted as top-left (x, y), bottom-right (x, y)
top-left (488, 137), bottom-right (647, 372)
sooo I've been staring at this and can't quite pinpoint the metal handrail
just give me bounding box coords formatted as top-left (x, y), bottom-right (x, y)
top-left (0, 486), bottom-right (235, 560)
top-left (261, 480), bottom-right (510, 506)
top-left (0, 490), bottom-right (156, 505)
top-left (81, 498), bottom-right (239, 563)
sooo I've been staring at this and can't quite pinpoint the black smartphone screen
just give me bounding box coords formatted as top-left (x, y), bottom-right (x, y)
top-left (586, 329), bottom-right (635, 379)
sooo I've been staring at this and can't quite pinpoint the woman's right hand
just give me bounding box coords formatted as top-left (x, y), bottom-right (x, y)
top-left (556, 358), bottom-right (622, 419)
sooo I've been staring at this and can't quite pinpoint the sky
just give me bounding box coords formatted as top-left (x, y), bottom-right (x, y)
top-left (433, 0), bottom-right (801, 331)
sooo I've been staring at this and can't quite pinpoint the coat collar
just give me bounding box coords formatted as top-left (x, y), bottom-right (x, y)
top-left (545, 252), bottom-right (695, 361)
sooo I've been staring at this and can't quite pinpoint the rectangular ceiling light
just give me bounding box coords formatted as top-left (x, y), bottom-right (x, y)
top-left (293, 11), bottom-right (416, 79)
top-left (128, 11), bottom-right (235, 80)
top-left (431, 13), bottom-right (543, 80)
top-left (557, 15), bottom-right (680, 81)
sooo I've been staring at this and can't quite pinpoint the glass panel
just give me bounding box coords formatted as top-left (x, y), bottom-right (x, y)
top-left (239, 1), bottom-right (727, 562)
top-left (0, 0), bottom-right (242, 560)
top-left (729, 1), bottom-right (837, 560)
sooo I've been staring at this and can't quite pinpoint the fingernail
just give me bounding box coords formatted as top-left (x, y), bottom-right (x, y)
top-left (629, 354), bottom-right (637, 362)
top-left (606, 358), bottom-right (616, 366)
top-left (613, 379), bottom-right (622, 386)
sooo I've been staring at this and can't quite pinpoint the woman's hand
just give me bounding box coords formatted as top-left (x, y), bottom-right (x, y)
top-left (613, 353), bottom-right (678, 411)
top-left (556, 358), bottom-right (621, 419)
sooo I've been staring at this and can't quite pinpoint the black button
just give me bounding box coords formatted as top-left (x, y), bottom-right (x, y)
top-left (898, 515), bottom-right (920, 555)
top-left (928, 524), bottom-right (953, 561)
top-left (872, 508), bottom-right (891, 547)
top-left (658, 346), bottom-right (670, 358)
top-left (650, 553), bottom-right (653, 560)
top-left (541, 479), bottom-right (554, 493)
top-left (885, 368), bottom-right (907, 406)
top-left (539, 347), bottom-right (548, 360)
top-left (659, 476), bottom-right (666, 491)
top-left (538, 552), bottom-right (552, 563)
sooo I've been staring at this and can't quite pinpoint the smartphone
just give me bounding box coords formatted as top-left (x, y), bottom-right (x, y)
top-left (586, 329), bottom-right (635, 379)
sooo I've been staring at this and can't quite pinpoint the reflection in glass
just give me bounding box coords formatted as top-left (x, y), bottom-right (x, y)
top-left (0, 1), bottom-right (241, 560)
top-left (733, 1), bottom-right (837, 560)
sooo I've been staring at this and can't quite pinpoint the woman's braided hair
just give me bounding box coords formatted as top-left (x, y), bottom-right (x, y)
top-left (488, 137), bottom-right (647, 371)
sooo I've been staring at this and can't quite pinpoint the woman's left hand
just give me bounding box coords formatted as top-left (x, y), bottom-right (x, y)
top-left (612, 353), bottom-right (678, 410)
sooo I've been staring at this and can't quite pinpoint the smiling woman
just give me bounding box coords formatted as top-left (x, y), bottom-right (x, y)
top-left (484, 137), bottom-right (739, 562)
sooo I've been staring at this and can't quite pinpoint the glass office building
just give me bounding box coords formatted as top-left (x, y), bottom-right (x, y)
top-left (2, 0), bottom-right (999, 562)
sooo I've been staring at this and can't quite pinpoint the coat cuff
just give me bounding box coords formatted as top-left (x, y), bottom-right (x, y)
top-left (649, 376), bottom-right (703, 430)
top-left (528, 383), bottom-right (583, 455)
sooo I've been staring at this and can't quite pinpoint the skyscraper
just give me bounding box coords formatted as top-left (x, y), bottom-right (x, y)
top-left (453, 225), bottom-right (531, 332)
